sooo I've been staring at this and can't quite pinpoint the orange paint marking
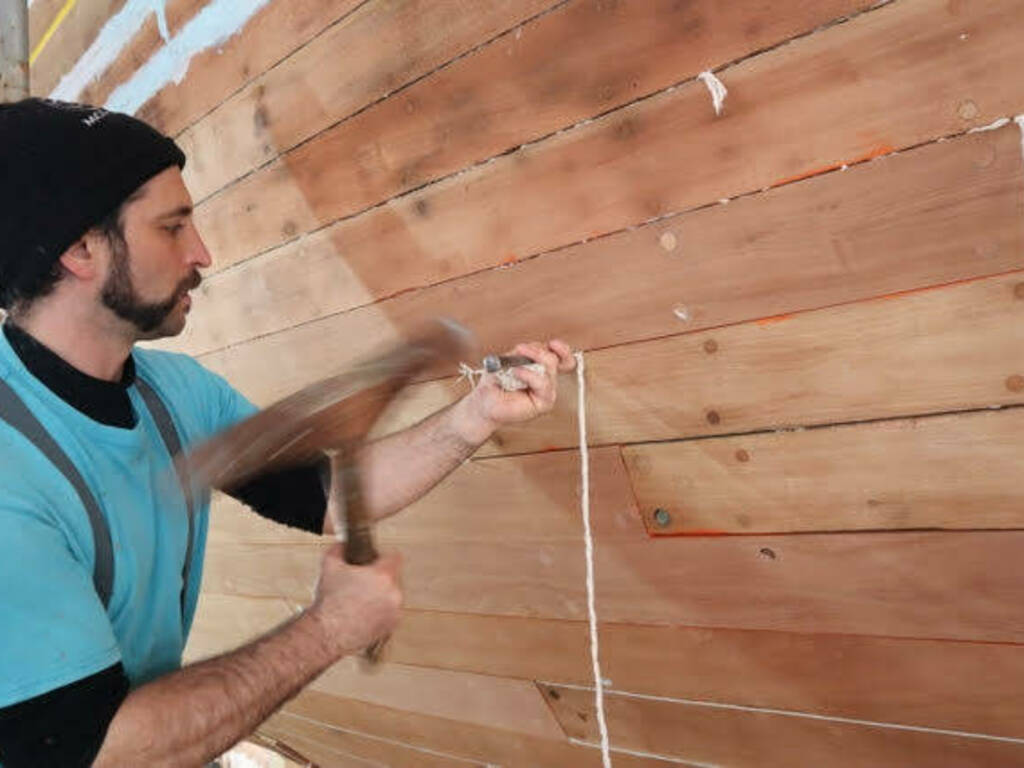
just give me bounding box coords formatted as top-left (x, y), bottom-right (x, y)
top-left (756, 313), bottom-right (793, 326)
top-left (499, 254), bottom-right (519, 266)
top-left (770, 144), bottom-right (896, 188)
top-left (649, 528), bottom-right (730, 538)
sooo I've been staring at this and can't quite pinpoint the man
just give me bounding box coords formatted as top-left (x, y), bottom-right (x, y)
top-left (0, 98), bottom-right (574, 767)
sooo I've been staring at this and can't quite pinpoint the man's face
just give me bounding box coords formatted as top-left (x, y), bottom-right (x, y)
top-left (98, 167), bottom-right (211, 340)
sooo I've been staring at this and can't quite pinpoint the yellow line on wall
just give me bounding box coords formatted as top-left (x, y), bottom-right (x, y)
top-left (29, 0), bottom-right (80, 66)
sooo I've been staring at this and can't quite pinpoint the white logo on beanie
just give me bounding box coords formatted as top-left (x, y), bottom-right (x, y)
top-left (41, 99), bottom-right (109, 127)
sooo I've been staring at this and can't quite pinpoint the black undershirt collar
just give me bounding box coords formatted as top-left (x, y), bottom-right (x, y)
top-left (3, 322), bottom-right (137, 428)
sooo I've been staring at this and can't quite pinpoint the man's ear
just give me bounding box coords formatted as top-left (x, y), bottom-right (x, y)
top-left (59, 233), bottom-right (104, 281)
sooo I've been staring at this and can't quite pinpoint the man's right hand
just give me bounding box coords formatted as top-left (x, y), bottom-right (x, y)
top-left (308, 545), bottom-right (403, 658)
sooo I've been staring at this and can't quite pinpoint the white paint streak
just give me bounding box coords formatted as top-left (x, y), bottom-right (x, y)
top-left (50, 0), bottom-right (164, 102)
top-left (106, 0), bottom-right (271, 115)
top-left (1015, 116), bottom-right (1024, 162)
top-left (697, 70), bottom-right (728, 116)
top-left (968, 116), bottom-right (1011, 133)
top-left (570, 738), bottom-right (718, 767)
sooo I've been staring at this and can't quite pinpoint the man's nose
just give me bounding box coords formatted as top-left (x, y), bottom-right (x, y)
top-left (186, 223), bottom-right (213, 269)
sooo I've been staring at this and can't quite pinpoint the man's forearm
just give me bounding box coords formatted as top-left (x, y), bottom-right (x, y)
top-left (354, 396), bottom-right (493, 524)
top-left (93, 608), bottom-right (338, 768)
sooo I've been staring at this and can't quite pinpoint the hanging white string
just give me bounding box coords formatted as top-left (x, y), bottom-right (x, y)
top-left (575, 350), bottom-right (612, 767)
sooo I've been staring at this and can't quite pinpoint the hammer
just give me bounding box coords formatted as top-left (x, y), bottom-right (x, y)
top-left (178, 320), bottom-right (473, 661)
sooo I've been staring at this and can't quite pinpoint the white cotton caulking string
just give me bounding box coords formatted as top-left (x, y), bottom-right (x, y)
top-left (574, 350), bottom-right (613, 768)
top-left (697, 71), bottom-right (728, 116)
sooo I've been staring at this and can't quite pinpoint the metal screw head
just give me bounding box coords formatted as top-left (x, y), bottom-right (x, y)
top-left (653, 508), bottom-right (672, 527)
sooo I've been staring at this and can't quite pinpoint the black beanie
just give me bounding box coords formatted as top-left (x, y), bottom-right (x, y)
top-left (0, 98), bottom-right (186, 308)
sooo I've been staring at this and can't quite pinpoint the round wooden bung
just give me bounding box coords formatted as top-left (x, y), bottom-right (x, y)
top-left (1014, 282), bottom-right (1024, 300)
top-left (735, 449), bottom-right (750, 463)
top-left (706, 409), bottom-right (721, 425)
top-left (703, 339), bottom-right (718, 354)
top-left (659, 231), bottom-right (678, 251)
top-left (1007, 374), bottom-right (1024, 392)
top-left (957, 99), bottom-right (979, 120)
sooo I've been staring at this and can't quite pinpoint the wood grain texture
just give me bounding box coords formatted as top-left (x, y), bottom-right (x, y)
top-left (309, 659), bottom-right (565, 740)
top-left (179, 0), bottom-right (559, 204)
top-left (544, 684), bottom-right (1024, 768)
top-left (202, 267), bottom-right (1024, 461)
top-left (187, 0), bottom-right (871, 245)
top-left (170, 117), bottom-right (1024, 366)
top-left (624, 407), bottom-right (1024, 534)
top-left (201, 446), bottom-right (1024, 642)
top-left (28, 0), bottom-right (66, 50)
top-left (262, 714), bottom-right (483, 768)
top-left (192, 0), bottom-right (1024, 293)
top-left (134, 0), bottom-right (364, 137)
top-left (184, 598), bottom-right (1024, 740)
top-left (280, 689), bottom-right (683, 767)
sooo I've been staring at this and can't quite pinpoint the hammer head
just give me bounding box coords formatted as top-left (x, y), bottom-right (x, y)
top-left (178, 319), bottom-right (474, 492)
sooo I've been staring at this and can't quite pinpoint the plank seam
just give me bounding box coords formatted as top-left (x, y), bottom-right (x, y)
top-left (469, 397), bottom-right (1024, 463)
top-left (568, 739), bottom-right (718, 767)
top-left (276, 711), bottom-right (502, 767)
top-left (193, 126), bottom-right (1023, 364)
top-left (547, 682), bottom-right (1024, 746)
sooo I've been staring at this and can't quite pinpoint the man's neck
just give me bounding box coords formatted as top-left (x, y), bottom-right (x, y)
top-left (11, 300), bottom-right (134, 382)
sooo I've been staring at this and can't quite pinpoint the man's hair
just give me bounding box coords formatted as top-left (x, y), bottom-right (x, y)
top-left (5, 203), bottom-right (128, 313)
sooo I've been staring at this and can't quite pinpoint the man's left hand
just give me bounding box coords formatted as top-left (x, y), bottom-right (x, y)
top-left (452, 339), bottom-right (576, 445)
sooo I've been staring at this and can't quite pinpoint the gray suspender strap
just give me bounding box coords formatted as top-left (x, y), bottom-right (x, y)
top-left (135, 377), bottom-right (195, 618)
top-left (0, 377), bottom-right (115, 607)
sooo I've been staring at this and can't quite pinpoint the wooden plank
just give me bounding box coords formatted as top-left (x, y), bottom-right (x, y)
top-left (308, 659), bottom-right (565, 740)
top-left (184, 592), bottom-right (297, 663)
top-left (28, 0), bottom-right (65, 52)
top-left (201, 266), bottom-right (1024, 461)
top-left (133, 0), bottom-right (364, 137)
top-left (192, 0), bottom-right (1024, 291)
top-left (184, 600), bottom-right (1024, 739)
top-left (262, 715), bottom-right (476, 768)
top-left (544, 684), bottom-right (1024, 768)
top-left (29, 0), bottom-right (124, 97)
top-left (170, 117), bottom-right (1024, 365)
top-left (204, 531), bottom-right (1024, 641)
top-left (179, 0), bottom-right (560, 203)
top-left (281, 689), bottom-right (679, 768)
top-left (186, 0), bottom-right (871, 225)
top-left (623, 407), bottom-right (1024, 534)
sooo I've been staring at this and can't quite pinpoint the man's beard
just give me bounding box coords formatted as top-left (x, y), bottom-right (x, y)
top-left (99, 234), bottom-right (201, 336)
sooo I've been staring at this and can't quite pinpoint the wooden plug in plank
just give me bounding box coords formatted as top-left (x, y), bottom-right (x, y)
top-left (281, 689), bottom-right (683, 768)
top-left (176, 121), bottom-right (1024, 384)
top-left (189, 0), bottom-right (873, 259)
top-left (544, 684), bottom-right (1024, 768)
top-left (193, 0), bottom-right (1024, 310)
top-left (624, 407), bottom-right (1024, 534)
top-left (180, 0), bottom-right (558, 204)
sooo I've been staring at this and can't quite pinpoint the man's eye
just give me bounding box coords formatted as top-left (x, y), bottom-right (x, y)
top-left (164, 224), bottom-right (184, 235)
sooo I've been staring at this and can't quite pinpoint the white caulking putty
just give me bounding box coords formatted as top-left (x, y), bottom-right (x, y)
top-left (50, 0), bottom-right (170, 102)
top-left (697, 70), bottom-right (728, 116)
top-left (968, 117), bottom-right (1011, 133)
top-left (106, 0), bottom-right (271, 115)
top-left (1015, 115), bottom-right (1024, 160)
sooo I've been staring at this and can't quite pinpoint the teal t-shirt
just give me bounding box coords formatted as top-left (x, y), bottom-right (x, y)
top-left (0, 333), bottom-right (256, 708)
